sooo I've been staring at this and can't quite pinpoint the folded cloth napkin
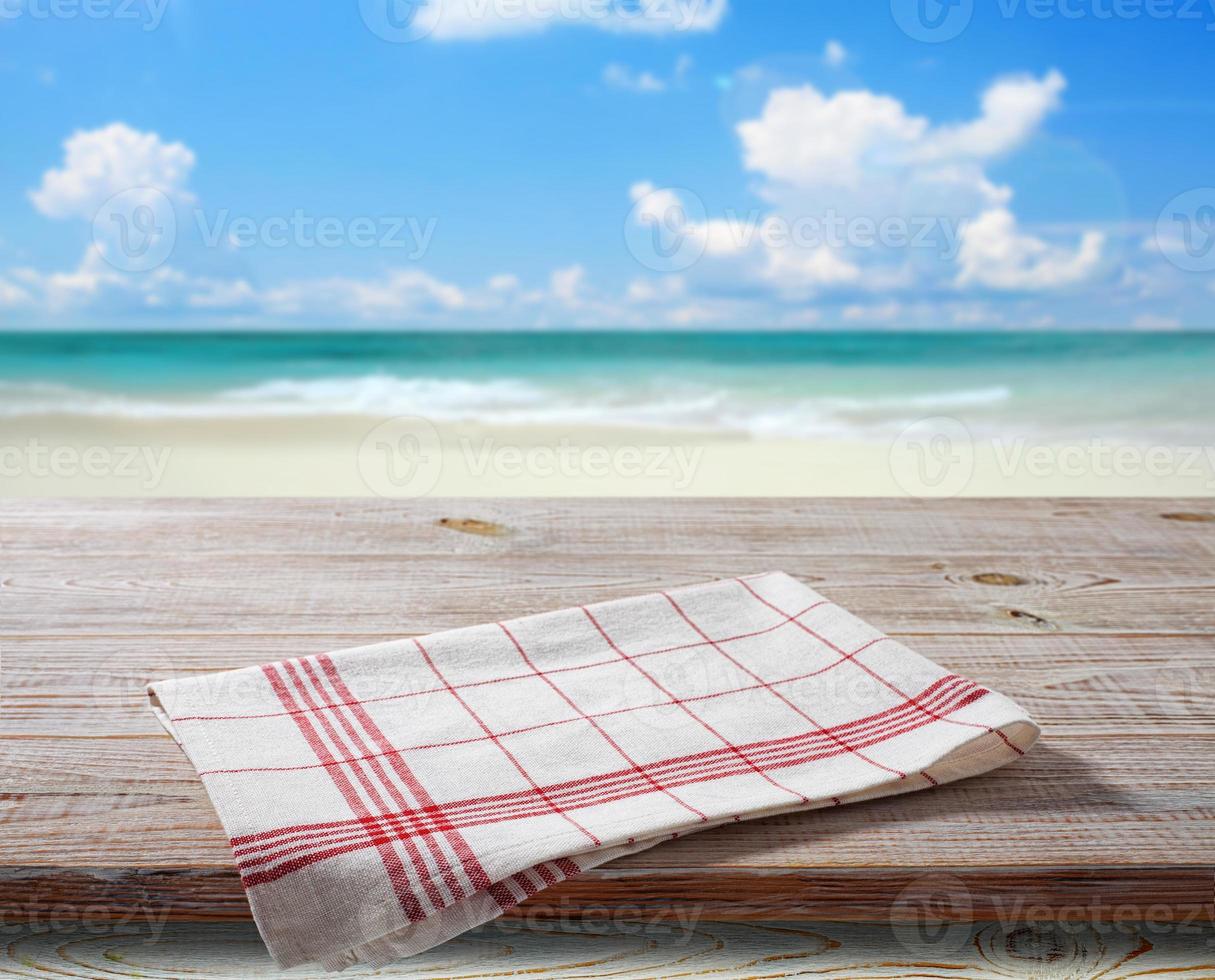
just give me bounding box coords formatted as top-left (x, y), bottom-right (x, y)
top-left (148, 571), bottom-right (1039, 970)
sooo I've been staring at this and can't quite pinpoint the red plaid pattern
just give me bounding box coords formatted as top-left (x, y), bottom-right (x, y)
top-left (148, 572), bottom-right (1039, 970)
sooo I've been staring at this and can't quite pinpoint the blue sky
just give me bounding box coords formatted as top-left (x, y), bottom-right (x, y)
top-left (1, 0), bottom-right (1213, 328)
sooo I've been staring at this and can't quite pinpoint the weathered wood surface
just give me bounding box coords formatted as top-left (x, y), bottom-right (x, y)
top-left (1, 499), bottom-right (1213, 928)
top-left (3, 921), bottom-right (1213, 979)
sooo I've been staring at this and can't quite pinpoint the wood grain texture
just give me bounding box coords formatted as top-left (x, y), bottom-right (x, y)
top-left (2, 921), bottom-right (1213, 979)
top-left (1, 499), bottom-right (1213, 927)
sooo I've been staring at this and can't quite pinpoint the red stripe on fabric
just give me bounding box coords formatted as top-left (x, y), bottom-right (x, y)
top-left (258, 663), bottom-right (428, 922)
top-left (413, 637), bottom-right (602, 849)
top-left (736, 578), bottom-right (1024, 756)
top-left (282, 660), bottom-right (449, 912)
top-left (497, 621), bottom-right (710, 824)
top-left (230, 673), bottom-right (976, 853)
top-left (581, 603), bottom-right (810, 807)
top-left (315, 654), bottom-right (491, 896)
top-left (171, 604), bottom-right (830, 724)
top-left (554, 857), bottom-right (582, 878)
top-left (202, 622), bottom-right (923, 779)
top-left (251, 680), bottom-right (971, 847)
top-left (236, 680), bottom-right (987, 883)
top-left (662, 591), bottom-right (906, 781)
top-left (238, 687), bottom-right (987, 888)
top-left (299, 657), bottom-right (467, 907)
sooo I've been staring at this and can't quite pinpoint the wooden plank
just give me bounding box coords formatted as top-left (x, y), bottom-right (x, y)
top-left (2, 498), bottom-right (1212, 559)
top-left (15, 732), bottom-right (1215, 864)
top-left (2, 737), bottom-right (1212, 919)
top-left (1, 499), bottom-right (1213, 931)
top-left (2, 920), bottom-right (1213, 978)
top-left (5, 634), bottom-right (1212, 737)
top-left (4, 553), bottom-right (1214, 636)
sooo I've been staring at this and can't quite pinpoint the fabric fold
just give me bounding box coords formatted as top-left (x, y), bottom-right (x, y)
top-left (148, 571), bottom-right (1039, 970)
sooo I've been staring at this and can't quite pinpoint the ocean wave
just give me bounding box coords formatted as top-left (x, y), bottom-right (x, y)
top-left (0, 374), bottom-right (1013, 439)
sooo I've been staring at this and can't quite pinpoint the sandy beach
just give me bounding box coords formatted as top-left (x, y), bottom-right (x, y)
top-left (3, 414), bottom-right (1212, 497)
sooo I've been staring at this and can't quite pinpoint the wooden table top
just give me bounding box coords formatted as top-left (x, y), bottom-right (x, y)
top-left (2, 498), bottom-right (1213, 925)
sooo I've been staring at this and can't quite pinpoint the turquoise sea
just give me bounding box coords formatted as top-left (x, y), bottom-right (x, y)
top-left (1, 332), bottom-right (1212, 444)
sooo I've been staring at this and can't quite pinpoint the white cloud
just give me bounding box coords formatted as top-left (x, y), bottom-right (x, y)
top-left (713, 69), bottom-right (1101, 297)
top-left (922, 70), bottom-right (1066, 161)
top-left (603, 54), bottom-right (693, 94)
top-left (842, 300), bottom-right (901, 323)
top-left (603, 64), bottom-right (667, 94)
top-left (627, 181), bottom-right (861, 292)
top-left (550, 264), bottom-right (586, 306)
top-left (955, 208), bottom-right (1104, 290)
top-left (822, 40), bottom-right (847, 68)
top-left (737, 70), bottom-right (1064, 205)
top-left (626, 274), bottom-right (685, 303)
top-left (488, 273), bottom-right (521, 291)
top-left (423, 0), bottom-right (726, 39)
top-left (763, 244), bottom-right (860, 290)
top-left (29, 123), bottom-right (196, 220)
top-left (186, 279), bottom-right (258, 309)
top-left (0, 276), bottom-right (33, 308)
top-left (261, 269), bottom-right (468, 318)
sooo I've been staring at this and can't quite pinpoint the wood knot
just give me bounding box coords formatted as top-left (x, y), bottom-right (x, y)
top-left (1161, 512), bottom-right (1214, 523)
top-left (972, 572), bottom-right (1027, 587)
top-left (437, 518), bottom-right (509, 537)
top-left (1003, 608), bottom-right (1058, 631)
